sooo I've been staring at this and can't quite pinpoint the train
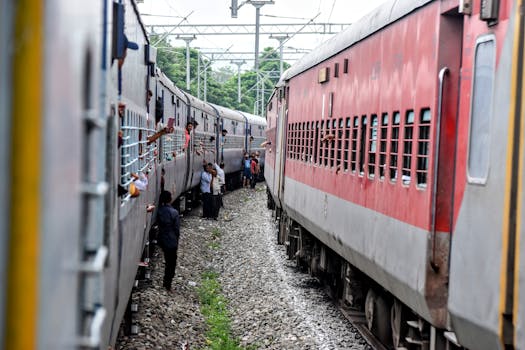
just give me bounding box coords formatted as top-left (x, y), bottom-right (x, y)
top-left (0, 0), bottom-right (265, 349)
top-left (265, 0), bottom-right (525, 349)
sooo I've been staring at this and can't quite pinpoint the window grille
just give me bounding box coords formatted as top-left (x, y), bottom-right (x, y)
top-left (417, 109), bottom-right (432, 187)
top-left (120, 109), bottom-right (156, 198)
top-left (379, 113), bottom-right (388, 179)
top-left (351, 117), bottom-right (358, 172)
top-left (330, 119), bottom-right (337, 168)
top-left (402, 110), bottom-right (415, 185)
top-left (390, 112), bottom-right (400, 181)
top-left (314, 121), bottom-right (320, 164)
top-left (359, 116), bottom-right (367, 175)
top-left (344, 117), bottom-right (351, 171)
top-left (368, 114), bottom-right (378, 178)
top-left (337, 118), bottom-right (343, 169)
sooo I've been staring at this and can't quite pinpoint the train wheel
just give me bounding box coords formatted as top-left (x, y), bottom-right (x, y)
top-left (365, 289), bottom-right (392, 346)
top-left (391, 299), bottom-right (407, 347)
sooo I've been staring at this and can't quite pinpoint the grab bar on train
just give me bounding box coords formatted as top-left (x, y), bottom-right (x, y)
top-left (430, 67), bottom-right (449, 272)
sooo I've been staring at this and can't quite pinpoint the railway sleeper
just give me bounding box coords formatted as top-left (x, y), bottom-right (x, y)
top-left (275, 211), bottom-right (466, 350)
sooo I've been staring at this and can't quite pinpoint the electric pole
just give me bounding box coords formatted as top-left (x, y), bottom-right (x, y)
top-left (231, 60), bottom-right (246, 103)
top-left (176, 35), bottom-right (196, 91)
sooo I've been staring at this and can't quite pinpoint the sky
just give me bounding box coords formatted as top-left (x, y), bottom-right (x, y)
top-left (137, 0), bottom-right (387, 71)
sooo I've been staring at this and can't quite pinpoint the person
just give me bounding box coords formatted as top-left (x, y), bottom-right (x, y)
top-left (242, 152), bottom-right (251, 187)
top-left (250, 155), bottom-right (259, 189)
top-left (183, 121), bottom-right (193, 151)
top-left (220, 129), bottom-right (228, 161)
top-left (200, 161), bottom-right (213, 218)
top-left (214, 162), bottom-right (226, 208)
top-left (210, 169), bottom-right (221, 220)
top-left (131, 172), bottom-right (148, 191)
top-left (156, 190), bottom-right (180, 292)
top-left (255, 151), bottom-right (261, 181)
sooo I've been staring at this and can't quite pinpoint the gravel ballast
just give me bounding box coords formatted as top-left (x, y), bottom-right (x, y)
top-left (116, 184), bottom-right (369, 350)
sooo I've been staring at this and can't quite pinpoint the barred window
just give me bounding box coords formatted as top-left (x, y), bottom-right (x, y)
top-left (402, 110), bottom-right (415, 185)
top-left (120, 109), bottom-right (156, 200)
top-left (337, 118), bottom-right (344, 169)
top-left (314, 121), bottom-right (320, 164)
top-left (379, 113), bottom-right (388, 179)
top-left (417, 109), bottom-right (432, 187)
top-left (351, 117), bottom-right (359, 172)
top-left (390, 112), bottom-right (400, 181)
top-left (330, 119), bottom-right (337, 168)
top-left (359, 115), bottom-right (367, 175)
top-left (322, 121), bottom-right (330, 166)
top-left (344, 117), bottom-right (351, 171)
top-left (368, 114), bottom-right (378, 178)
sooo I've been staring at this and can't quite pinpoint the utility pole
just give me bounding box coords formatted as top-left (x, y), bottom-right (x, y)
top-left (231, 0), bottom-right (274, 116)
top-left (197, 51), bottom-right (201, 99)
top-left (176, 35), bottom-right (196, 91)
top-left (269, 34), bottom-right (289, 76)
top-left (230, 60), bottom-right (246, 103)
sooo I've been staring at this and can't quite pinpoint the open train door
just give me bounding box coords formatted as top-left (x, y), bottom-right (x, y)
top-left (273, 85), bottom-right (289, 208)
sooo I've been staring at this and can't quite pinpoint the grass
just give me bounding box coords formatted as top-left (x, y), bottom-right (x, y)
top-left (211, 227), bottom-right (221, 239)
top-left (208, 241), bottom-right (220, 250)
top-left (197, 271), bottom-right (249, 350)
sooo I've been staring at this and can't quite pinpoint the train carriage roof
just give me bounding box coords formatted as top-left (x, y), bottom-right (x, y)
top-left (210, 103), bottom-right (246, 123)
top-left (239, 112), bottom-right (267, 127)
top-left (157, 70), bottom-right (187, 101)
top-left (283, 0), bottom-right (433, 81)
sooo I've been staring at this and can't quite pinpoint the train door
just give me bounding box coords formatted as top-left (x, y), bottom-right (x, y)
top-left (274, 86), bottom-right (289, 206)
top-left (448, 1), bottom-right (519, 349)
top-left (0, 0), bottom-right (13, 346)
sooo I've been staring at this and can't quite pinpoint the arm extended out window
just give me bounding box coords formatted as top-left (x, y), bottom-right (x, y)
top-left (468, 36), bottom-right (495, 183)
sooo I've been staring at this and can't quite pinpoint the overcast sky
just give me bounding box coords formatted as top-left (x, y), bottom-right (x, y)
top-left (137, 0), bottom-right (387, 70)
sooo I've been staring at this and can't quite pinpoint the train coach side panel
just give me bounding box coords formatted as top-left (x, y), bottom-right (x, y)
top-left (282, 178), bottom-right (433, 320)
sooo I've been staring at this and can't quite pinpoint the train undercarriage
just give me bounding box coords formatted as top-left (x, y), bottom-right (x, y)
top-left (268, 190), bottom-right (463, 350)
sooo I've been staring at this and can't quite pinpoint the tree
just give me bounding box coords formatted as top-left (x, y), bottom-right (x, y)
top-left (152, 36), bottom-right (291, 116)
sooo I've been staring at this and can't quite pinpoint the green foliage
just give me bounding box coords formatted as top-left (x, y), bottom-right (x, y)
top-left (153, 36), bottom-right (291, 115)
top-left (198, 271), bottom-right (248, 350)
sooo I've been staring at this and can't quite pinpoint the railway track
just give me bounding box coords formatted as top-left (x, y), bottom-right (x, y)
top-left (339, 304), bottom-right (390, 350)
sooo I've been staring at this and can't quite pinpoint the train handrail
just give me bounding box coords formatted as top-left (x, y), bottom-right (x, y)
top-left (430, 67), bottom-right (449, 272)
top-left (77, 307), bottom-right (107, 348)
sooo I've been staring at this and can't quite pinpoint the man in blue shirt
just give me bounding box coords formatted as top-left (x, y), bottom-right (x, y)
top-left (200, 162), bottom-right (213, 218)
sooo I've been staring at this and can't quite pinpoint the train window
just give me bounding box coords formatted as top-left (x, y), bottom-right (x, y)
top-left (379, 113), bottom-right (389, 179)
top-left (351, 117), bottom-right (359, 172)
top-left (292, 123), bottom-right (297, 159)
top-left (302, 122), bottom-right (307, 162)
top-left (359, 116), bottom-right (367, 175)
top-left (314, 121), bottom-right (320, 164)
top-left (344, 117), bottom-right (351, 171)
top-left (417, 109), bottom-right (432, 187)
top-left (390, 112), bottom-right (401, 181)
top-left (468, 36), bottom-right (495, 183)
top-left (368, 114), bottom-right (378, 178)
top-left (337, 118), bottom-right (343, 169)
top-left (308, 122), bottom-right (313, 162)
top-left (176, 98), bottom-right (180, 107)
top-left (343, 58), bottom-right (349, 74)
top-left (319, 120), bottom-right (324, 165)
top-left (324, 121), bottom-right (330, 167)
top-left (334, 63), bottom-right (339, 78)
top-left (402, 110), bottom-right (415, 185)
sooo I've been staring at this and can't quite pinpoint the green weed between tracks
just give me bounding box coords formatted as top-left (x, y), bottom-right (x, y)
top-left (197, 271), bottom-right (253, 350)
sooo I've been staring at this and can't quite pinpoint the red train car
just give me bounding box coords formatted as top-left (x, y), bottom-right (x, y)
top-left (265, 0), bottom-right (525, 349)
